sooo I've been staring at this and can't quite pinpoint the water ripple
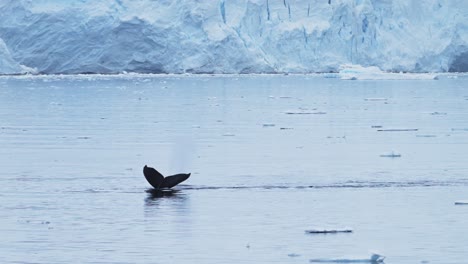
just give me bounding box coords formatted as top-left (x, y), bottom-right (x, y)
top-left (179, 179), bottom-right (468, 191)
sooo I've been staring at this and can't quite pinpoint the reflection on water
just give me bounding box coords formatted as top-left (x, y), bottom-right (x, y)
top-left (178, 178), bottom-right (468, 190)
top-left (144, 189), bottom-right (190, 217)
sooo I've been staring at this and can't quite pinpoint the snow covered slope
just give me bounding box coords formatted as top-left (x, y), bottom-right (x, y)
top-left (0, 0), bottom-right (466, 74)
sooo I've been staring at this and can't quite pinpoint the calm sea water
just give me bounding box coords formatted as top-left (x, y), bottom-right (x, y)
top-left (0, 74), bottom-right (467, 263)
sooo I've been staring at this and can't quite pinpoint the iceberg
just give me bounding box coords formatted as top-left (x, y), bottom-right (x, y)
top-left (0, 0), bottom-right (467, 74)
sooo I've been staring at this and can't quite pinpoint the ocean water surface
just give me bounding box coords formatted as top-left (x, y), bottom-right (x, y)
top-left (0, 74), bottom-right (467, 263)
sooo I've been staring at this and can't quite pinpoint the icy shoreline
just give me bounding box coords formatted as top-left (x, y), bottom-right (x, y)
top-left (1, 72), bottom-right (467, 82)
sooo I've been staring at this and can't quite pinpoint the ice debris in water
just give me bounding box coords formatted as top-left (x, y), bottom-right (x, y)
top-left (310, 253), bottom-right (385, 263)
top-left (454, 201), bottom-right (468, 205)
top-left (379, 151), bottom-right (401, 158)
top-left (339, 64), bottom-right (437, 80)
top-left (364, 98), bottom-right (387, 101)
top-left (285, 110), bottom-right (327, 115)
top-left (416, 134), bottom-right (437, 138)
top-left (262, 123), bottom-right (276, 127)
top-left (377, 128), bottom-right (418, 132)
top-left (305, 228), bottom-right (353, 234)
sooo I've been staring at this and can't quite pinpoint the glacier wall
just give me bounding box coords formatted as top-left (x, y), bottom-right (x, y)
top-left (0, 0), bottom-right (466, 74)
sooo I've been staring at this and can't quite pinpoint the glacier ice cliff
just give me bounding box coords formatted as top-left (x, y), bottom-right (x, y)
top-left (0, 36), bottom-right (32, 74)
top-left (0, 0), bottom-right (466, 74)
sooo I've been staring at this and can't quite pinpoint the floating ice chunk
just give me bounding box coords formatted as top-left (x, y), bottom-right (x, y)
top-left (222, 133), bottom-right (235, 137)
top-left (416, 134), bottom-right (437, 138)
top-left (285, 110), bottom-right (327, 115)
top-left (377, 128), bottom-right (418, 132)
top-left (454, 200), bottom-right (468, 205)
top-left (339, 64), bottom-right (437, 80)
top-left (310, 253), bottom-right (385, 263)
top-left (285, 111), bottom-right (313, 115)
top-left (305, 228), bottom-right (353, 234)
top-left (262, 123), bottom-right (276, 127)
top-left (380, 152), bottom-right (401, 158)
top-left (364, 98), bottom-right (387, 101)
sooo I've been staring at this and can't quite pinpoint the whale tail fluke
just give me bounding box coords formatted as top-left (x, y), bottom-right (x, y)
top-left (143, 165), bottom-right (190, 189)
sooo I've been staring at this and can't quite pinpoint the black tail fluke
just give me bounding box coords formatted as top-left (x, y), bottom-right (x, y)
top-left (143, 165), bottom-right (190, 189)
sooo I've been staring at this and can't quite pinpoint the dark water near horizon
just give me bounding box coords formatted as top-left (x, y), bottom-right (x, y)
top-left (1, 74), bottom-right (468, 263)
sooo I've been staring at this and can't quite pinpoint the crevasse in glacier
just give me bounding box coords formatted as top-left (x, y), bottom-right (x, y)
top-left (0, 0), bottom-right (466, 74)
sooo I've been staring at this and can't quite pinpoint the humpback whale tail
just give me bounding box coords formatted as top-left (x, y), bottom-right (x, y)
top-left (143, 165), bottom-right (191, 189)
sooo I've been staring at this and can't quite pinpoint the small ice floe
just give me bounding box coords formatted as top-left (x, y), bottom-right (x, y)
top-left (339, 64), bottom-right (437, 80)
top-left (305, 228), bottom-right (353, 234)
top-left (416, 134), bottom-right (437, 138)
top-left (364, 98), bottom-right (387, 101)
top-left (285, 110), bottom-right (313, 115)
top-left (222, 133), bottom-right (235, 137)
top-left (454, 200), bottom-right (468, 205)
top-left (280, 127), bottom-right (294, 130)
top-left (371, 125), bottom-right (383, 128)
top-left (262, 123), bottom-right (276, 127)
top-left (285, 110), bottom-right (326, 115)
top-left (310, 253), bottom-right (385, 263)
top-left (429, 112), bottom-right (447, 115)
top-left (288, 253), bottom-right (301, 257)
top-left (379, 151), bottom-right (401, 158)
top-left (377, 128), bottom-right (418, 132)
top-left (451, 128), bottom-right (468, 131)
